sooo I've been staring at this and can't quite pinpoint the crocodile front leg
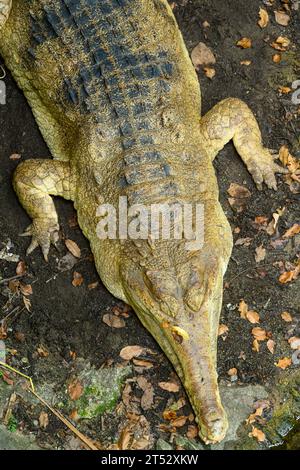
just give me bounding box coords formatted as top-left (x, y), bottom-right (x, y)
top-left (199, 98), bottom-right (287, 190)
top-left (0, 0), bottom-right (11, 28)
top-left (13, 159), bottom-right (75, 261)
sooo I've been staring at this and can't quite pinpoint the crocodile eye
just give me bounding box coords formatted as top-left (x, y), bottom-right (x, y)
top-left (184, 283), bottom-right (203, 312)
top-left (145, 270), bottom-right (181, 299)
top-left (145, 270), bottom-right (182, 318)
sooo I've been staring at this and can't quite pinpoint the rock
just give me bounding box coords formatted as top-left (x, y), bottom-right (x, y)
top-left (73, 365), bottom-right (132, 419)
top-left (0, 425), bottom-right (40, 450)
top-left (156, 438), bottom-right (173, 450)
top-left (191, 42), bottom-right (216, 70)
top-left (214, 383), bottom-right (268, 450)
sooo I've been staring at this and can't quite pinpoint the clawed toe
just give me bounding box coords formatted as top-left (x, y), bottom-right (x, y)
top-left (20, 220), bottom-right (59, 262)
top-left (247, 152), bottom-right (287, 191)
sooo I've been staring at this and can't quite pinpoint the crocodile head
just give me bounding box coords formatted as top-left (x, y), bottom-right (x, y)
top-left (121, 242), bottom-right (230, 444)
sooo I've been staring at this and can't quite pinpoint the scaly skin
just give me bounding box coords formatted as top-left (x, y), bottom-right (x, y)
top-left (0, 0), bottom-right (286, 444)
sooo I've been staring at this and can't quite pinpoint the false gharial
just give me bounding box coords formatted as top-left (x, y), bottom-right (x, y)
top-left (0, 0), bottom-right (287, 444)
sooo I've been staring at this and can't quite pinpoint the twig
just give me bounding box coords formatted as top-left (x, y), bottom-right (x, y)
top-left (229, 262), bottom-right (275, 283)
top-left (3, 392), bottom-right (17, 425)
top-left (0, 274), bottom-right (25, 285)
top-left (1, 306), bottom-right (23, 325)
top-left (0, 361), bottom-right (99, 451)
top-left (0, 361), bottom-right (35, 391)
top-left (28, 389), bottom-right (99, 451)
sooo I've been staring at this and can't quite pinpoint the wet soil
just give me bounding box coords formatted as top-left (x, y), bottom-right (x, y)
top-left (0, 0), bottom-right (299, 450)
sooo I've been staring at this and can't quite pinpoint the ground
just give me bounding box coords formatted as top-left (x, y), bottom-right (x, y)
top-left (0, 0), bottom-right (299, 451)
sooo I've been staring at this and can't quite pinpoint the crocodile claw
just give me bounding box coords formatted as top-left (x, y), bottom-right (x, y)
top-left (0, 0), bottom-right (12, 28)
top-left (246, 151), bottom-right (288, 191)
top-left (20, 220), bottom-right (59, 261)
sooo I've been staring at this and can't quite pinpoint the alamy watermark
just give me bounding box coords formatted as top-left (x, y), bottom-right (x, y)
top-left (292, 80), bottom-right (300, 105)
top-left (96, 197), bottom-right (204, 251)
top-left (0, 80), bottom-right (6, 105)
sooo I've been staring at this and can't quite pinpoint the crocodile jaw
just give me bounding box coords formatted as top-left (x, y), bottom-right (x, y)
top-left (123, 265), bottom-right (229, 445)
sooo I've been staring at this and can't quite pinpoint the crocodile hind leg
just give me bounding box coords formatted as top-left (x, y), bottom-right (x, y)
top-left (0, 0), bottom-right (11, 28)
top-left (199, 97), bottom-right (287, 190)
top-left (13, 159), bottom-right (75, 261)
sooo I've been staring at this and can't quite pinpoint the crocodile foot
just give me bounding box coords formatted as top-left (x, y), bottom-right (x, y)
top-left (0, 0), bottom-right (12, 28)
top-left (20, 219), bottom-right (59, 262)
top-left (245, 150), bottom-right (288, 191)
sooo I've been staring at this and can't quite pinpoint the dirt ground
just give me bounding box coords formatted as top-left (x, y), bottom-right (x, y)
top-left (0, 0), bottom-right (299, 450)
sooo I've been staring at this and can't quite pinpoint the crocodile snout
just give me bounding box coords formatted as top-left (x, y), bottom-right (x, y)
top-left (196, 408), bottom-right (228, 445)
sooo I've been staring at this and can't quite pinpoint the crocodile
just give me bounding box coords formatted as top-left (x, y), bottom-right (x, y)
top-left (0, 0), bottom-right (287, 444)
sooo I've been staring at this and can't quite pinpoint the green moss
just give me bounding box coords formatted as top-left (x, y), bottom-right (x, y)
top-left (73, 365), bottom-right (131, 419)
top-left (7, 416), bottom-right (18, 433)
top-left (233, 371), bottom-right (300, 450)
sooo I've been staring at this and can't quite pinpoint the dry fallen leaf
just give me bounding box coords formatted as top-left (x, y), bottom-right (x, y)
top-left (191, 42), bottom-right (216, 70)
top-left (253, 216), bottom-right (268, 227)
top-left (252, 327), bottom-right (267, 342)
top-left (68, 378), bottom-right (83, 401)
top-left (39, 411), bottom-right (49, 429)
top-left (255, 245), bottom-right (266, 263)
top-left (237, 37), bottom-right (252, 49)
top-left (228, 183), bottom-right (251, 212)
top-left (186, 425), bottom-right (199, 439)
top-left (20, 283), bottom-right (33, 296)
top-left (246, 406), bottom-right (264, 425)
top-left (288, 337), bottom-right (300, 350)
top-left (118, 426), bottom-right (132, 450)
top-left (227, 368), bottom-right (237, 377)
top-left (278, 86), bottom-right (292, 94)
top-left (275, 357), bottom-right (292, 369)
top-left (274, 10), bottom-right (290, 26)
top-left (282, 224), bottom-right (300, 239)
top-left (204, 67), bottom-right (216, 79)
top-left (23, 296), bottom-right (31, 312)
top-left (163, 409), bottom-right (177, 421)
top-left (158, 381), bottom-right (180, 393)
top-left (72, 271), bottom-right (84, 287)
top-left (239, 300), bottom-right (248, 319)
top-left (137, 376), bottom-right (154, 411)
top-left (88, 281), bottom-right (98, 290)
top-left (102, 313), bottom-right (125, 329)
top-left (246, 310), bottom-right (260, 324)
top-left (240, 60), bottom-right (252, 66)
top-left (16, 260), bottom-right (26, 276)
top-left (119, 345), bottom-right (144, 361)
top-left (281, 311), bottom-right (293, 322)
top-left (235, 237), bottom-right (253, 246)
top-left (271, 36), bottom-right (290, 51)
top-left (9, 153), bottom-right (21, 160)
top-left (218, 324), bottom-right (229, 336)
top-left (258, 8), bottom-right (269, 28)
top-left (279, 260), bottom-right (300, 284)
top-left (272, 54), bottom-right (281, 63)
top-left (65, 239), bottom-right (81, 258)
top-left (278, 146), bottom-right (300, 192)
top-left (37, 344), bottom-right (49, 357)
top-left (279, 271), bottom-right (295, 284)
top-left (171, 416), bottom-right (187, 428)
top-left (239, 301), bottom-right (260, 324)
top-left (132, 358), bottom-right (153, 369)
top-left (266, 207), bottom-right (285, 236)
top-left (249, 426), bottom-right (266, 442)
top-left (0, 323), bottom-right (7, 340)
top-left (267, 339), bottom-right (276, 354)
